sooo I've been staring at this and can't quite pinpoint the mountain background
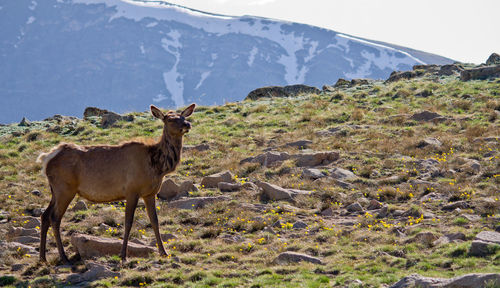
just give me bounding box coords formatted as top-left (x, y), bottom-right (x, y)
top-left (0, 0), bottom-right (454, 123)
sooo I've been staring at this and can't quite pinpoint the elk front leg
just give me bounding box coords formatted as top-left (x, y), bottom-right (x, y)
top-left (144, 195), bottom-right (167, 256)
top-left (121, 195), bottom-right (139, 262)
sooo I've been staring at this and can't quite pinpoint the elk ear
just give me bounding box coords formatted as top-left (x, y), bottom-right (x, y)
top-left (181, 103), bottom-right (196, 117)
top-left (150, 105), bottom-right (165, 120)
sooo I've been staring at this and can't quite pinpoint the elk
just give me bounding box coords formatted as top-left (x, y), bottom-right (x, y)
top-left (36, 104), bottom-right (195, 263)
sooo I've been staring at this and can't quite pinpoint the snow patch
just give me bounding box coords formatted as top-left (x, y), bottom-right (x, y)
top-left (139, 44), bottom-right (145, 54)
top-left (161, 30), bottom-right (184, 107)
top-left (29, 1), bottom-right (37, 11)
top-left (247, 46), bottom-right (258, 67)
top-left (26, 16), bottom-right (36, 25)
top-left (146, 22), bottom-right (158, 28)
top-left (153, 94), bottom-right (168, 103)
top-left (195, 71), bottom-right (211, 90)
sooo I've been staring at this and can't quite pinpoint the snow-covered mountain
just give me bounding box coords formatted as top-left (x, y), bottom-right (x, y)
top-left (0, 0), bottom-right (453, 123)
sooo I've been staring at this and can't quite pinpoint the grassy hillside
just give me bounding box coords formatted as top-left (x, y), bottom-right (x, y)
top-left (0, 69), bottom-right (499, 287)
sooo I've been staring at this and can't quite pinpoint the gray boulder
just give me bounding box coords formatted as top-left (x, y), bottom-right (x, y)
top-left (469, 231), bottom-right (500, 257)
top-left (218, 182), bottom-right (242, 192)
top-left (293, 151), bottom-right (339, 167)
top-left (66, 262), bottom-right (120, 284)
top-left (71, 234), bottom-right (155, 259)
top-left (461, 65), bottom-right (500, 81)
top-left (240, 151), bottom-right (290, 167)
top-left (246, 85), bottom-right (320, 100)
top-left (389, 273), bottom-right (500, 288)
top-left (273, 252), bottom-right (322, 265)
top-left (302, 168), bottom-right (327, 180)
top-left (486, 53), bottom-right (500, 65)
top-left (410, 111), bottom-right (446, 122)
top-left (328, 167), bottom-right (357, 181)
top-left (71, 200), bottom-right (88, 212)
top-left (201, 171), bottom-right (234, 188)
top-left (256, 181), bottom-right (310, 202)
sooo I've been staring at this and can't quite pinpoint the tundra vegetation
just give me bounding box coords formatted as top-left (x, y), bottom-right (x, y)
top-left (0, 70), bottom-right (499, 287)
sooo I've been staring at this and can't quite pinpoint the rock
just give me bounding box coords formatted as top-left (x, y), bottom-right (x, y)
top-left (201, 171), bottom-right (234, 188)
top-left (183, 143), bottom-right (210, 152)
top-left (285, 140), bottom-right (312, 149)
top-left (386, 70), bottom-right (417, 82)
top-left (406, 232), bottom-right (439, 245)
top-left (417, 137), bottom-right (442, 148)
top-left (345, 202), bottom-right (363, 213)
top-left (149, 233), bottom-right (177, 246)
top-left (437, 64), bottom-right (464, 76)
top-left (12, 236), bottom-right (39, 244)
top-left (486, 53), bottom-right (500, 65)
top-left (71, 200), bottom-right (88, 212)
top-left (255, 181), bottom-right (310, 202)
top-left (292, 221), bottom-right (308, 229)
top-left (19, 117), bottom-right (31, 127)
top-left (461, 158), bottom-right (481, 173)
top-left (71, 233), bottom-right (155, 258)
top-left (320, 207), bottom-right (334, 217)
top-left (328, 167), bottom-right (357, 181)
top-left (31, 190), bottom-right (41, 196)
top-left (469, 231), bottom-right (500, 257)
top-left (333, 78), bottom-right (351, 87)
top-left (242, 182), bottom-right (258, 191)
top-left (442, 201), bottom-right (470, 211)
top-left (246, 84), bottom-right (321, 100)
top-left (0, 241), bottom-right (37, 256)
top-left (218, 182), bottom-right (242, 192)
top-left (367, 200), bottom-right (383, 210)
top-left (293, 151), bottom-right (339, 167)
top-left (433, 232), bottom-right (466, 246)
top-left (179, 180), bottom-right (198, 195)
top-left (11, 263), bottom-right (26, 272)
top-left (23, 217), bottom-right (41, 229)
top-left (168, 196), bottom-right (230, 210)
top-left (66, 262), bottom-right (120, 284)
top-left (84, 107), bottom-right (112, 118)
top-left (413, 64), bottom-right (440, 73)
top-left (460, 65), bottom-right (500, 81)
top-left (377, 206), bottom-right (389, 218)
top-left (302, 168), bottom-right (327, 180)
top-left (410, 111), bottom-right (446, 122)
top-left (219, 234), bottom-right (244, 243)
top-left (157, 179), bottom-right (180, 201)
top-left (389, 273), bottom-right (500, 288)
top-left (7, 227), bottom-right (38, 238)
top-left (240, 151), bottom-right (290, 167)
top-left (273, 252), bottom-right (322, 265)
top-left (462, 214), bottom-right (481, 222)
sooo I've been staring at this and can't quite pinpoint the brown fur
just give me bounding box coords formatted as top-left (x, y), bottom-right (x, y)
top-left (37, 104), bottom-right (195, 263)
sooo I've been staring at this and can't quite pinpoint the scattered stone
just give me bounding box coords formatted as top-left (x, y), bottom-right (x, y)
top-left (376, 206), bottom-right (389, 218)
top-left (437, 64), bottom-right (464, 76)
top-left (12, 236), bottom-right (39, 244)
top-left (71, 200), bottom-right (88, 212)
top-left (273, 252), bottom-right (322, 265)
top-left (240, 151), bottom-right (290, 167)
top-left (462, 214), bottom-right (481, 222)
top-left (442, 201), bottom-right (470, 211)
top-left (11, 263), bottom-right (26, 272)
top-left (345, 202), bottom-right (363, 213)
top-left (23, 217), bottom-right (41, 229)
top-left (219, 234), bottom-right (244, 243)
top-left (84, 107), bottom-right (111, 118)
top-left (168, 196), bottom-right (230, 210)
top-left (320, 207), bottom-right (334, 217)
top-left (157, 179), bottom-right (180, 201)
top-left (0, 241), bottom-right (37, 256)
top-left (433, 232), bottom-right (466, 245)
top-left (408, 232), bottom-right (439, 245)
top-left (328, 167), bottom-right (357, 181)
top-left (256, 181), bottom-right (310, 202)
top-left (242, 182), bottom-right (258, 191)
top-left (246, 84), bottom-right (321, 100)
top-left (66, 262), bottom-right (120, 284)
top-left (417, 137), bottom-right (442, 148)
top-left (367, 200), bottom-right (383, 210)
top-left (19, 117), bottom-right (31, 127)
top-left (292, 221), bottom-right (308, 229)
top-left (201, 171), bottom-right (234, 188)
top-left (183, 143), bottom-right (210, 152)
top-left (71, 233), bottom-right (155, 258)
top-left (469, 231), bottom-right (500, 257)
top-left (100, 112), bottom-right (134, 128)
top-left (31, 190), bottom-right (41, 196)
top-left (179, 180), bottom-right (198, 195)
top-left (263, 227), bottom-right (276, 235)
top-left (460, 158), bottom-right (481, 174)
top-left (7, 227), bottom-right (38, 238)
top-left (460, 65), bottom-right (500, 81)
top-left (486, 53), bottom-right (500, 65)
top-left (293, 151), bottom-right (339, 167)
top-left (386, 71), bottom-right (417, 83)
top-left (389, 273), bottom-right (500, 288)
top-left (410, 111), bottom-right (446, 122)
top-left (218, 182), bottom-right (242, 192)
top-left (302, 168), bottom-right (327, 180)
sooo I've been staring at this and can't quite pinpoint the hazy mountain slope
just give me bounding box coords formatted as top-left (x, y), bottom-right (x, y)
top-left (0, 0), bottom-right (453, 123)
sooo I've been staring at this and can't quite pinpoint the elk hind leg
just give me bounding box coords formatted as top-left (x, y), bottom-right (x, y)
top-left (120, 195), bottom-right (139, 262)
top-left (50, 186), bottom-right (76, 264)
top-left (40, 195), bottom-right (55, 262)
